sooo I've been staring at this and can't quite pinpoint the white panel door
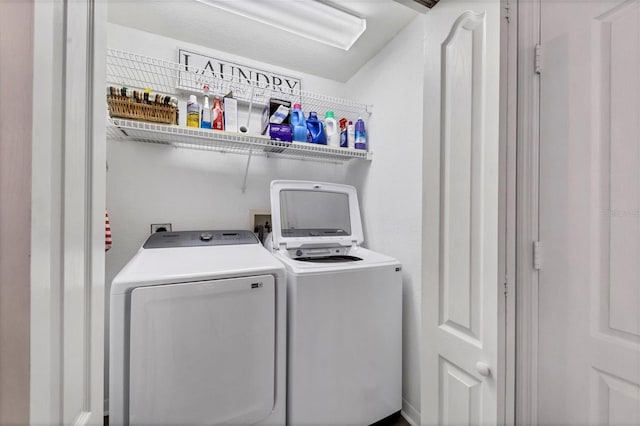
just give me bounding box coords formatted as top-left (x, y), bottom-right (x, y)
top-left (422, 0), bottom-right (503, 424)
top-left (538, 0), bottom-right (640, 423)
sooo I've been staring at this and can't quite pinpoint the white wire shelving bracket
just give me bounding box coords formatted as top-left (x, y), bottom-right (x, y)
top-left (106, 48), bottom-right (373, 120)
top-left (108, 118), bottom-right (371, 161)
top-left (107, 119), bottom-right (372, 191)
top-left (106, 49), bottom-right (373, 190)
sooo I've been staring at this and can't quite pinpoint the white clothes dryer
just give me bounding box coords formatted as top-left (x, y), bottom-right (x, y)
top-left (266, 181), bottom-right (402, 425)
top-left (110, 230), bottom-right (286, 426)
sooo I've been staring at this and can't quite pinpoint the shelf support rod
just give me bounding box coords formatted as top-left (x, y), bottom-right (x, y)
top-left (241, 85), bottom-right (255, 133)
top-left (241, 149), bottom-right (253, 193)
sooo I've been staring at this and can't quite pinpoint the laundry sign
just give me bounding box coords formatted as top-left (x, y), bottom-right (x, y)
top-left (177, 49), bottom-right (302, 104)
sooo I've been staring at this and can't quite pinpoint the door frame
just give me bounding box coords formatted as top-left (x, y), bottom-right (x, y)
top-left (514, 0), bottom-right (541, 424)
top-left (30, 0), bottom-right (107, 423)
top-left (500, 0), bottom-right (518, 423)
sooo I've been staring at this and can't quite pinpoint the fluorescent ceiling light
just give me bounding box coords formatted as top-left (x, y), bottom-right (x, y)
top-left (195, 0), bottom-right (366, 51)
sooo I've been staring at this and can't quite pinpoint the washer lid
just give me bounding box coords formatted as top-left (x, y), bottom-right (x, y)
top-left (270, 180), bottom-right (364, 250)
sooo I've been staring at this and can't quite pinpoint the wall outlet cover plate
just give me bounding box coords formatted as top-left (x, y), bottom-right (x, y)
top-left (250, 209), bottom-right (271, 234)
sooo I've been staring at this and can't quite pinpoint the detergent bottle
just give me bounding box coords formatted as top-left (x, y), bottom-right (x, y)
top-left (324, 111), bottom-right (339, 147)
top-left (186, 95), bottom-right (200, 128)
top-left (291, 103), bottom-right (308, 142)
top-left (212, 96), bottom-right (224, 130)
top-left (306, 112), bottom-right (327, 145)
top-left (200, 85), bottom-right (212, 129)
top-left (347, 121), bottom-right (355, 149)
top-left (339, 118), bottom-right (348, 148)
top-left (354, 117), bottom-right (367, 150)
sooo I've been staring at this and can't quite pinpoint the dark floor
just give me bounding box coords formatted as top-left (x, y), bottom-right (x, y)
top-left (392, 415), bottom-right (411, 426)
top-left (370, 411), bottom-right (411, 426)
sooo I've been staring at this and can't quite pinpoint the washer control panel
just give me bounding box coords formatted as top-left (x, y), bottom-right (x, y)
top-left (144, 230), bottom-right (258, 249)
top-left (290, 246), bottom-right (349, 258)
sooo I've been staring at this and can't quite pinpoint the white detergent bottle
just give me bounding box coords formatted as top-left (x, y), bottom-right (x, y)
top-left (347, 120), bottom-right (355, 149)
top-left (324, 111), bottom-right (339, 147)
top-left (186, 95), bottom-right (200, 128)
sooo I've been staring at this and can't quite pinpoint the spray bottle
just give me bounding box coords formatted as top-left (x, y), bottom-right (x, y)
top-left (212, 96), bottom-right (224, 130)
top-left (201, 85), bottom-right (212, 129)
top-left (339, 118), bottom-right (348, 148)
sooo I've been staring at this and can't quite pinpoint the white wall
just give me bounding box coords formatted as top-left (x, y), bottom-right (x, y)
top-left (345, 16), bottom-right (425, 424)
top-left (0, 1), bottom-right (33, 423)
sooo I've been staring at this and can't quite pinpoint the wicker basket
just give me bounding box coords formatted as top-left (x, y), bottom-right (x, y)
top-left (107, 95), bottom-right (177, 125)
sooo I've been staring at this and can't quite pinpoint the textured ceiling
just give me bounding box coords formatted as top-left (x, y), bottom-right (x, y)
top-left (107, 0), bottom-right (418, 82)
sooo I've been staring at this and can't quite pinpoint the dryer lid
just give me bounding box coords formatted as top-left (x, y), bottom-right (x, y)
top-left (270, 180), bottom-right (364, 250)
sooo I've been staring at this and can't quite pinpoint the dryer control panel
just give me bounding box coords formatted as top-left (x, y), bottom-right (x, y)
top-left (144, 230), bottom-right (258, 249)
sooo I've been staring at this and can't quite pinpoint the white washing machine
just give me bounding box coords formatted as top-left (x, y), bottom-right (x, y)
top-left (266, 180), bottom-right (402, 425)
top-left (110, 230), bottom-right (286, 426)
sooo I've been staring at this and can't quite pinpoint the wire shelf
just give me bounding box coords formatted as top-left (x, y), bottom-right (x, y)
top-left (107, 119), bottom-right (372, 164)
top-left (106, 49), bottom-right (372, 122)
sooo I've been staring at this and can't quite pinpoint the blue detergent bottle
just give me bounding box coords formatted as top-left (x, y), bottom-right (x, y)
top-left (306, 111), bottom-right (327, 145)
top-left (291, 103), bottom-right (308, 142)
top-left (354, 117), bottom-right (367, 150)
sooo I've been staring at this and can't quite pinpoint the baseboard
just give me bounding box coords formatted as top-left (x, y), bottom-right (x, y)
top-left (401, 399), bottom-right (420, 426)
top-left (104, 396), bottom-right (416, 423)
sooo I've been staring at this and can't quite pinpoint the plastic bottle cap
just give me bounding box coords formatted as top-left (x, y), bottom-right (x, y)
top-left (349, 121), bottom-right (353, 124)
top-left (325, 111), bottom-right (335, 119)
top-left (203, 84), bottom-right (210, 90)
top-left (293, 103), bottom-right (302, 109)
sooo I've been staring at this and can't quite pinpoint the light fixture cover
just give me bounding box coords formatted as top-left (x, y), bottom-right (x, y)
top-left (196, 0), bottom-right (366, 51)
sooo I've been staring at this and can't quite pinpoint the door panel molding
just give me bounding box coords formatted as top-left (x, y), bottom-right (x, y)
top-left (592, 0), bottom-right (640, 344)
top-left (439, 10), bottom-right (486, 345)
top-left (592, 368), bottom-right (640, 425)
top-left (439, 357), bottom-right (481, 425)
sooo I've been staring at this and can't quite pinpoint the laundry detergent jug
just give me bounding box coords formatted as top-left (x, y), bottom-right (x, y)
top-left (291, 104), bottom-right (309, 143)
top-left (306, 111), bottom-right (327, 145)
top-left (324, 111), bottom-right (339, 147)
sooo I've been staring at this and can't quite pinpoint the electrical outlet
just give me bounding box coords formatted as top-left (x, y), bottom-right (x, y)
top-left (150, 223), bottom-right (172, 234)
